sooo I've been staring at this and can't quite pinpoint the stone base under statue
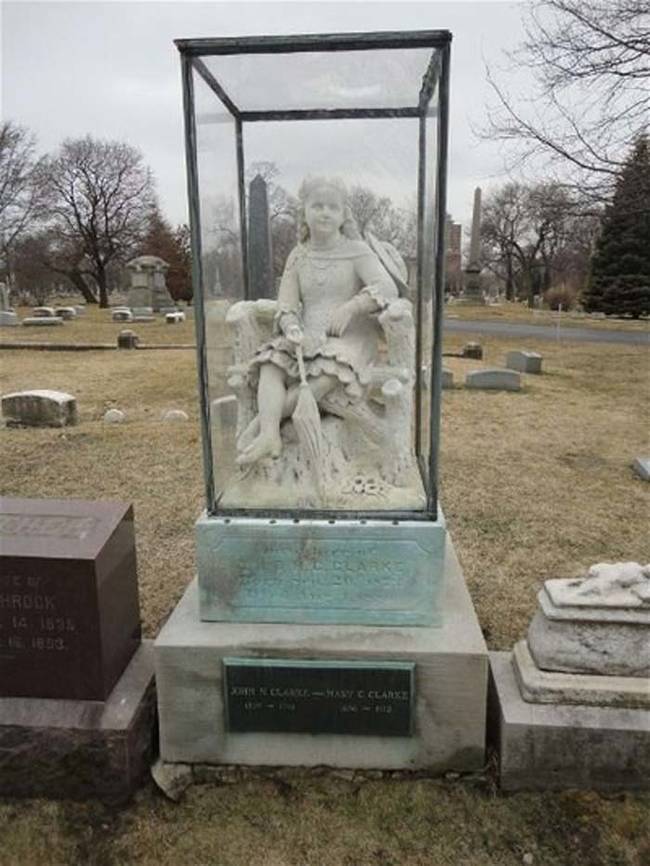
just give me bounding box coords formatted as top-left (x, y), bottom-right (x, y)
top-left (196, 514), bottom-right (446, 626)
top-left (154, 535), bottom-right (487, 773)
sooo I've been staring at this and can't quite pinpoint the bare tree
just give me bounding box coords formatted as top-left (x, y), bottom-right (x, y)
top-left (348, 185), bottom-right (417, 260)
top-left (482, 181), bottom-right (596, 305)
top-left (0, 121), bottom-right (47, 289)
top-left (40, 136), bottom-right (155, 307)
top-left (481, 184), bottom-right (528, 301)
top-left (11, 229), bottom-right (100, 304)
top-left (484, 0), bottom-right (650, 205)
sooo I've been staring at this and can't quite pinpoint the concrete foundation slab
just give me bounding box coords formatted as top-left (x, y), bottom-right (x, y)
top-left (0, 642), bottom-right (156, 804)
top-left (489, 651), bottom-right (650, 792)
top-left (155, 536), bottom-right (487, 772)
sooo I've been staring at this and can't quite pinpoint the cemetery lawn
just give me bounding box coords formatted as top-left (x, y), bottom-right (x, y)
top-left (447, 300), bottom-right (650, 331)
top-left (1, 329), bottom-right (649, 866)
top-left (0, 305), bottom-right (196, 346)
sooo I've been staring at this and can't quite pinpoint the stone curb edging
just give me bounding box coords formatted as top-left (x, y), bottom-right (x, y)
top-left (150, 757), bottom-right (491, 801)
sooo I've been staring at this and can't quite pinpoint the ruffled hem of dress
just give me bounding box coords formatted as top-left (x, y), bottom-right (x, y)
top-left (248, 339), bottom-right (365, 402)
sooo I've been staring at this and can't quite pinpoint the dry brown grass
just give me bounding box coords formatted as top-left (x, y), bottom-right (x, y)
top-left (1, 305), bottom-right (196, 346)
top-left (3, 329), bottom-right (646, 642)
top-left (439, 333), bottom-right (650, 648)
top-left (1, 776), bottom-right (648, 866)
top-left (0, 326), bottom-right (649, 865)
top-left (0, 348), bottom-right (202, 635)
top-left (448, 300), bottom-right (650, 332)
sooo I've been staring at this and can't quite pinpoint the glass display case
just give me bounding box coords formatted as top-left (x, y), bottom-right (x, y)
top-left (176, 30), bottom-right (451, 522)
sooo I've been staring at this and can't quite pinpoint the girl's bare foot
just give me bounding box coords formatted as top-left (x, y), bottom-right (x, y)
top-left (236, 429), bottom-right (282, 465)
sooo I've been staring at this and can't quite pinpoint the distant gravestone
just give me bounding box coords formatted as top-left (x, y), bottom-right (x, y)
top-left (506, 350), bottom-right (543, 374)
top-left (248, 174), bottom-right (274, 300)
top-left (465, 369), bottom-right (521, 391)
top-left (112, 309), bottom-right (133, 322)
top-left (211, 395), bottom-right (238, 466)
top-left (0, 281), bottom-right (18, 326)
top-left (441, 368), bottom-right (454, 389)
top-left (211, 394), bottom-right (238, 429)
top-left (632, 457), bottom-right (650, 481)
top-left (22, 317), bottom-right (63, 327)
top-left (0, 281), bottom-right (10, 311)
top-left (126, 258), bottom-right (153, 309)
top-left (117, 330), bottom-right (139, 349)
top-left (152, 265), bottom-right (174, 312)
top-left (103, 408), bottom-right (127, 424)
top-left (1, 390), bottom-right (78, 427)
top-left (126, 255), bottom-right (173, 312)
top-left (0, 311), bottom-right (19, 327)
top-left (32, 307), bottom-right (57, 318)
top-left (165, 311), bottom-right (185, 324)
top-left (461, 187), bottom-right (485, 305)
top-left (462, 342), bottom-right (483, 360)
top-left (54, 307), bottom-right (77, 321)
top-left (161, 409), bottom-right (189, 422)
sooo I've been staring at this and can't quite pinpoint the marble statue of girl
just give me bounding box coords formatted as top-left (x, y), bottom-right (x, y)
top-left (236, 175), bottom-right (398, 465)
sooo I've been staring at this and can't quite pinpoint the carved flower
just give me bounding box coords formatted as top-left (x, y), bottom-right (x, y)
top-left (344, 475), bottom-right (385, 497)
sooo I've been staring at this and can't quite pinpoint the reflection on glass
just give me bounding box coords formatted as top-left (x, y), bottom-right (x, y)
top-left (203, 48), bottom-right (435, 113)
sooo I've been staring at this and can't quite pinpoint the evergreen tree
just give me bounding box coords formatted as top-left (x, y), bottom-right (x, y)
top-left (584, 135), bottom-right (650, 317)
top-left (139, 206), bottom-right (192, 301)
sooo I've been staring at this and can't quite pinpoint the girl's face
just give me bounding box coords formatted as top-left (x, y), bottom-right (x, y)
top-left (304, 187), bottom-right (345, 238)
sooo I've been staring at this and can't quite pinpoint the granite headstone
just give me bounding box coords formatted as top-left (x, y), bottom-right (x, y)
top-left (0, 497), bottom-right (141, 700)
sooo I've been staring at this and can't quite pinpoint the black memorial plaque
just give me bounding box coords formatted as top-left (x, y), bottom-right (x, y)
top-left (0, 497), bottom-right (141, 701)
top-left (224, 658), bottom-right (414, 737)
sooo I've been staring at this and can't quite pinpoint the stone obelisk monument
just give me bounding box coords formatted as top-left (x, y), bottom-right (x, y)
top-left (461, 187), bottom-right (485, 304)
top-left (248, 174), bottom-right (274, 299)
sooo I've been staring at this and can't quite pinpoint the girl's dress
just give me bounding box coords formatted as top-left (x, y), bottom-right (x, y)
top-left (249, 237), bottom-right (398, 404)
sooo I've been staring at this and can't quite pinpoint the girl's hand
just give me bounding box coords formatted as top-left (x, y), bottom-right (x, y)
top-left (285, 324), bottom-right (304, 345)
top-left (327, 300), bottom-right (357, 337)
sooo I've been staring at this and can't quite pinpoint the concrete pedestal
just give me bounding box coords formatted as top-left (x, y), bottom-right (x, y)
top-left (0, 642), bottom-right (156, 804)
top-left (155, 536), bottom-right (487, 772)
top-left (489, 651), bottom-right (650, 792)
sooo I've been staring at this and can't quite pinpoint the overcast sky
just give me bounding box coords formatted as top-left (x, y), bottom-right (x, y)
top-left (2, 0), bottom-right (531, 239)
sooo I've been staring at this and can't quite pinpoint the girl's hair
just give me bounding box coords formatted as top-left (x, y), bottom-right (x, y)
top-left (297, 175), bottom-right (360, 243)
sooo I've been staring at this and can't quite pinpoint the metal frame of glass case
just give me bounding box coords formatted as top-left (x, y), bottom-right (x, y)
top-left (176, 29), bottom-right (451, 522)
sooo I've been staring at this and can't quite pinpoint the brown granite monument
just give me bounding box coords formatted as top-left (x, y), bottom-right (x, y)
top-left (0, 497), bottom-right (155, 803)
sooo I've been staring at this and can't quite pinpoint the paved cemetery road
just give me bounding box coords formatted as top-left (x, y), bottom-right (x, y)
top-left (444, 318), bottom-right (649, 346)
